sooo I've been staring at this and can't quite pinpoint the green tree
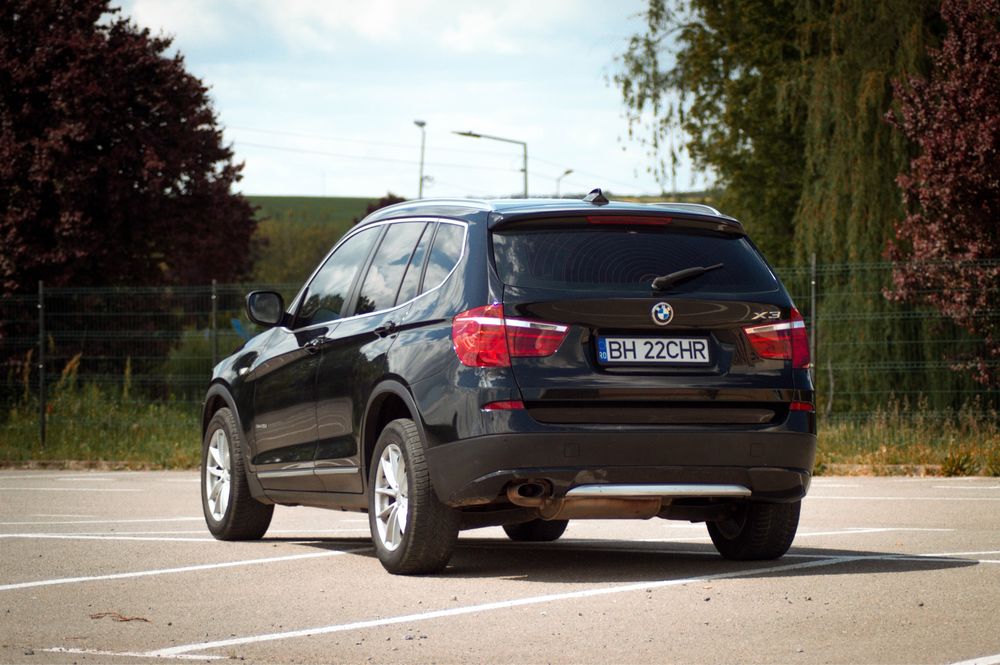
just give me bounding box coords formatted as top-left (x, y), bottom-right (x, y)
top-left (614, 0), bottom-right (806, 265)
top-left (614, 0), bottom-right (968, 414)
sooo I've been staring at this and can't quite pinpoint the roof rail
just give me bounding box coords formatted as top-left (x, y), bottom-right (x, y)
top-left (647, 202), bottom-right (723, 216)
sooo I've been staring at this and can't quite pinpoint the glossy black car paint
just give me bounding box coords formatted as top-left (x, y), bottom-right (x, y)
top-left (202, 198), bottom-right (816, 521)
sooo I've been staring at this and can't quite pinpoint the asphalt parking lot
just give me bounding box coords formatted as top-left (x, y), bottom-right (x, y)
top-left (1, 471), bottom-right (999, 664)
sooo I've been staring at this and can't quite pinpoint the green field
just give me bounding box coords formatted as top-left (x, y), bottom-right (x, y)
top-left (247, 195), bottom-right (387, 286)
top-left (247, 195), bottom-right (375, 228)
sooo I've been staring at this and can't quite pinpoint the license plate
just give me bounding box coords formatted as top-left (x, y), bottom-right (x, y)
top-left (597, 336), bottom-right (711, 365)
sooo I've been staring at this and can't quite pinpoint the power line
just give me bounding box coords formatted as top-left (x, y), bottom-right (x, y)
top-left (228, 126), bottom-right (659, 192)
top-left (235, 141), bottom-right (520, 173)
top-left (227, 125), bottom-right (525, 159)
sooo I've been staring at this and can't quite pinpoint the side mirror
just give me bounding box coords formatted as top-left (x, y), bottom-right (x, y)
top-left (246, 291), bottom-right (285, 327)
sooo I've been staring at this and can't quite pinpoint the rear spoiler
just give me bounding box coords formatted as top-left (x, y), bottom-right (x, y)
top-left (489, 210), bottom-right (746, 236)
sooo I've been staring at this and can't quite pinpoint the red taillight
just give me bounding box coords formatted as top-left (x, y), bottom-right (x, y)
top-left (790, 401), bottom-right (815, 412)
top-left (743, 308), bottom-right (811, 368)
top-left (452, 305), bottom-right (569, 367)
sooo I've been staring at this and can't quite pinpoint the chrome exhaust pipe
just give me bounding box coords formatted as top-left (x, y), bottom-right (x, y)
top-left (506, 481), bottom-right (662, 520)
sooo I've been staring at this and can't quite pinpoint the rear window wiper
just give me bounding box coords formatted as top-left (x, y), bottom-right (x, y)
top-left (651, 262), bottom-right (724, 291)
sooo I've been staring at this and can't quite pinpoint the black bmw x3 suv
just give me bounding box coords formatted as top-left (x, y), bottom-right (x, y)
top-left (200, 190), bottom-right (816, 574)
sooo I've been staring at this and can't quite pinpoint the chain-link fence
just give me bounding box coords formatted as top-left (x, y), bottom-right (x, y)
top-left (1, 261), bottom-right (997, 462)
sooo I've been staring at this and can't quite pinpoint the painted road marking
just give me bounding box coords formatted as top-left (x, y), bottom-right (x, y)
top-left (60, 546), bottom-right (994, 659)
top-left (0, 530), bottom-right (371, 543)
top-left (0, 487), bottom-right (142, 492)
top-left (44, 647), bottom-right (222, 661)
top-left (28, 514), bottom-right (97, 518)
top-left (0, 534), bottom-right (216, 543)
top-left (69, 556), bottom-right (859, 659)
top-left (638, 526), bottom-right (953, 543)
top-left (0, 548), bottom-right (368, 592)
top-left (809, 496), bottom-right (1000, 501)
top-left (0, 517), bottom-right (202, 526)
top-left (950, 653), bottom-right (1000, 665)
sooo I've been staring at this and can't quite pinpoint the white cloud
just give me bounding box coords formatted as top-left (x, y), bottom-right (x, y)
top-left (121, 0), bottom-right (229, 43)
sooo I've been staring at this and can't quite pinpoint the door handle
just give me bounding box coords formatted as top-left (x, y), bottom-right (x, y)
top-left (373, 321), bottom-right (398, 338)
top-left (304, 337), bottom-right (329, 354)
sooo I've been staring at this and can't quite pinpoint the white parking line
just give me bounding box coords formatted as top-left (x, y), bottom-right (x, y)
top-left (0, 548), bottom-right (369, 592)
top-left (809, 495), bottom-right (1000, 501)
top-left (0, 534), bottom-right (216, 543)
top-left (934, 485), bottom-right (1000, 490)
top-left (0, 530), bottom-right (371, 543)
top-left (29, 514), bottom-right (97, 518)
top-left (0, 517), bottom-right (202, 526)
top-left (950, 652), bottom-right (1000, 665)
top-left (638, 526), bottom-right (953, 543)
top-left (44, 647), bottom-right (221, 661)
top-left (0, 487), bottom-right (142, 492)
top-left (134, 556), bottom-right (859, 659)
top-left (0, 528), bottom-right (368, 536)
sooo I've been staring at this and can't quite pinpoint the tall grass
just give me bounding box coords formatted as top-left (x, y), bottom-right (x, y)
top-left (816, 397), bottom-right (1000, 475)
top-left (0, 353), bottom-right (200, 468)
top-left (3, 361), bottom-right (999, 474)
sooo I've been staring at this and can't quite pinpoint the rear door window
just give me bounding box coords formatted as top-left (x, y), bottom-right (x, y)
top-left (354, 222), bottom-right (427, 315)
top-left (492, 223), bottom-right (778, 294)
top-left (395, 223), bottom-right (434, 305)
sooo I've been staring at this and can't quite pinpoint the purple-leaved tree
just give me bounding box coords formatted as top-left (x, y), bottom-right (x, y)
top-left (887, 0), bottom-right (1000, 386)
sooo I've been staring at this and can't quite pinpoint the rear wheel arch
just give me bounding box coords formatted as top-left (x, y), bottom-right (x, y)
top-left (362, 381), bottom-right (427, 481)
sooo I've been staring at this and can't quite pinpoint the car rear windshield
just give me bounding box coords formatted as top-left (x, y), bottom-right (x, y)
top-left (492, 223), bottom-right (778, 294)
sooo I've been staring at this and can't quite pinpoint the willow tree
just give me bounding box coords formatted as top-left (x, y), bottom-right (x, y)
top-left (614, 0), bottom-right (806, 265)
top-left (615, 0), bottom-right (960, 414)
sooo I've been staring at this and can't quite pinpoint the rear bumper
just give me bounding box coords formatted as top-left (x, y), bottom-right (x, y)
top-left (425, 430), bottom-right (816, 507)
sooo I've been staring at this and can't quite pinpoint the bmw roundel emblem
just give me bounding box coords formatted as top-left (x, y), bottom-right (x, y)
top-left (651, 302), bottom-right (673, 326)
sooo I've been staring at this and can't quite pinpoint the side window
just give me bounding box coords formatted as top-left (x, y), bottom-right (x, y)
top-left (394, 223), bottom-right (434, 305)
top-left (296, 227), bottom-right (379, 328)
top-left (355, 222), bottom-right (426, 315)
top-left (421, 223), bottom-right (465, 292)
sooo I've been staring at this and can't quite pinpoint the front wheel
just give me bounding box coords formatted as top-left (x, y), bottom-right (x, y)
top-left (707, 500), bottom-right (800, 560)
top-left (368, 418), bottom-right (459, 575)
top-left (201, 407), bottom-right (273, 540)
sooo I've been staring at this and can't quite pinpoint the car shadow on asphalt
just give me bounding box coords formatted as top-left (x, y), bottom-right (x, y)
top-left (273, 536), bottom-right (979, 582)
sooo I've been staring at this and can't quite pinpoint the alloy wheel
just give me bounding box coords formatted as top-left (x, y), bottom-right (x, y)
top-left (205, 428), bottom-right (231, 521)
top-left (374, 442), bottom-right (408, 551)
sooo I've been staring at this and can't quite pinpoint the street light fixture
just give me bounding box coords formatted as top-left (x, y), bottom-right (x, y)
top-left (414, 120), bottom-right (426, 198)
top-left (453, 130), bottom-right (528, 198)
top-left (555, 168), bottom-right (573, 197)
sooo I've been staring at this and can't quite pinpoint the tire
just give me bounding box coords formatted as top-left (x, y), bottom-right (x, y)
top-left (368, 418), bottom-right (459, 575)
top-left (201, 407), bottom-right (273, 540)
top-left (503, 519), bottom-right (568, 542)
top-left (707, 500), bottom-right (800, 561)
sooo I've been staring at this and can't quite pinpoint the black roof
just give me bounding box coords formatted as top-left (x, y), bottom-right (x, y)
top-left (360, 194), bottom-right (743, 233)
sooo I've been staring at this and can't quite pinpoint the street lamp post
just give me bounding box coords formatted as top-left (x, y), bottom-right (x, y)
top-left (453, 130), bottom-right (528, 198)
top-left (413, 120), bottom-right (427, 198)
top-left (555, 168), bottom-right (573, 197)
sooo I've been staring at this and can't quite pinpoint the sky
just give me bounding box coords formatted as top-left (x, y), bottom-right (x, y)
top-left (115, 0), bottom-right (708, 200)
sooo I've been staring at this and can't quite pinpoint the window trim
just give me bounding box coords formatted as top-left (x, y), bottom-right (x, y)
top-left (282, 218), bottom-right (468, 334)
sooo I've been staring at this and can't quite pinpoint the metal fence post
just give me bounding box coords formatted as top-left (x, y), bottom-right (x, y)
top-left (809, 253), bottom-right (817, 385)
top-left (211, 279), bottom-right (218, 368)
top-left (38, 280), bottom-right (46, 448)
